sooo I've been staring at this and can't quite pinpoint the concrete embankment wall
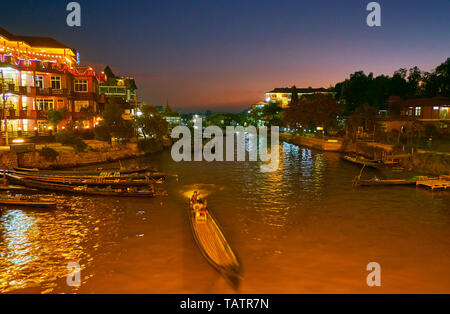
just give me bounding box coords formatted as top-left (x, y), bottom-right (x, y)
top-left (280, 134), bottom-right (343, 152)
top-left (0, 140), bottom-right (167, 170)
top-left (19, 143), bottom-right (146, 169)
top-left (280, 134), bottom-right (450, 175)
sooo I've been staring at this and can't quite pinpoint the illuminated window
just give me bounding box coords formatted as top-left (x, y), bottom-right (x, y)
top-left (51, 76), bottom-right (61, 89)
top-left (36, 98), bottom-right (54, 111)
top-left (35, 76), bottom-right (44, 88)
top-left (74, 101), bottom-right (89, 112)
top-left (415, 107), bottom-right (422, 116)
top-left (75, 80), bottom-right (88, 92)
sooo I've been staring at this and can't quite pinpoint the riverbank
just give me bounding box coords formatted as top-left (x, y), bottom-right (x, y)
top-left (280, 133), bottom-right (343, 151)
top-left (281, 133), bottom-right (450, 175)
top-left (0, 138), bottom-right (171, 170)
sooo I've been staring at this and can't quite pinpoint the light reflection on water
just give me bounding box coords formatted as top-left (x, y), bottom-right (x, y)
top-left (1, 141), bottom-right (449, 293)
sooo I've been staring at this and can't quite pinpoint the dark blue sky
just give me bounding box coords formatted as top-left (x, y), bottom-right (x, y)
top-left (2, 0), bottom-right (449, 111)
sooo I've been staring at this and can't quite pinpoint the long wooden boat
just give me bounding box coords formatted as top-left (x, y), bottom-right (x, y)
top-left (9, 173), bottom-right (160, 187)
top-left (189, 199), bottom-right (242, 288)
top-left (354, 176), bottom-right (437, 187)
top-left (14, 166), bottom-right (156, 176)
top-left (6, 174), bottom-right (156, 198)
top-left (342, 155), bottom-right (381, 169)
top-left (0, 195), bottom-right (57, 208)
top-left (12, 170), bottom-right (167, 181)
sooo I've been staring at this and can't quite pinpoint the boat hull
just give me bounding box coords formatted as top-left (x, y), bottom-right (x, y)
top-left (189, 204), bottom-right (241, 288)
top-left (8, 173), bottom-right (156, 187)
top-left (6, 174), bottom-right (155, 198)
top-left (342, 155), bottom-right (381, 169)
top-left (0, 200), bottom-right (57, 208)
top-left (12, 170), bottom-right (166, 181)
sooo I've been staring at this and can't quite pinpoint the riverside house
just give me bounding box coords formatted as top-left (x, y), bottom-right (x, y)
top-left (265, 87), bottom-right (331, 109)
top-left (378, 96), bottom-right (450, 132)
top-left (0, 27), bottom-right (106, 137)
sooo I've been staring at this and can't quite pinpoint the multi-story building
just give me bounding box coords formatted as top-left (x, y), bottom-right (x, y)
top-left (0, 27), bottom-right (104, 136)
top-left (378, 96), bottom-right (450, 132)
top-left (99, 66), bottom-right (138, 120)
top-left (265, 87), bottom-right (331, 108)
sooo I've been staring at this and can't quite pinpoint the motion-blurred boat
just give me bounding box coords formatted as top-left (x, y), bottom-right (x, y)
top-left (189, 193), bottom-right (242, 288)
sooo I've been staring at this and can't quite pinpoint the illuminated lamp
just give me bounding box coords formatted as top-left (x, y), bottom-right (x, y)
top-left (12, 138), bottom-right (25, 144)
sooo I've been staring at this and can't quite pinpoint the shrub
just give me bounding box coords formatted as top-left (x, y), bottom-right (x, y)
top-left (138, 138), bottom-right (162, 152)
top-left (39, 147), bottom-right (59, 162)
top-left (55, 130), bottom-right (88, 152)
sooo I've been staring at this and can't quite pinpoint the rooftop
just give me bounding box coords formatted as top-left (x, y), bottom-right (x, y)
top-left (266, 87), bottom-right (329, 94)
top-left (388, 96), bottom-right (450, 107)
top-left (0, 26), bottom-right (70, 49)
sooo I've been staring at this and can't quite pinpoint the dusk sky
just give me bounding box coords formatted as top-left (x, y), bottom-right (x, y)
top-left (2, 0), bottom-right (450, 111)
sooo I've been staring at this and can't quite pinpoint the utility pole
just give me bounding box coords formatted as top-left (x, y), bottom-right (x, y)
top-left (1, 70), bottom-right (8, 146)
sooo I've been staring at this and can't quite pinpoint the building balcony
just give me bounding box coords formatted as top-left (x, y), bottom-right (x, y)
top-left (0, 109), bottom-right (48, 120)
top-left (73, 92), bottom-right (97, 101)
top-left (0, 84), bottom-right (72, 98)
top-left (1, 59), bottom-right (71, 74)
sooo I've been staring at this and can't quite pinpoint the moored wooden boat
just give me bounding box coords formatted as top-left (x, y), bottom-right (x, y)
top-left (6, 174), bottom-right (156, 198)
top-left (11, 170), bottom-right (167, 181)
top-left (342, 155), bottom-right (381, 169)
top-left (189, 196), bottom-right (241, 288)
top-left (14, 166), bottom-right (156, 176)
top-left (354, 176), bottom-right (437, 186)
top-left (0, 195), bottom-right (57, 208)
top-left (9, 173), bottom-right (160, 187)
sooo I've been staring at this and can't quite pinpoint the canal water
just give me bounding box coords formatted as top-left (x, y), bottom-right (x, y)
top-left (0, 142), bottom-right (449, 293)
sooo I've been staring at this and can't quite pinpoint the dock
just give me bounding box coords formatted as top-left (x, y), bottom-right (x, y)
top-left (416, 176), bottom-right (450, 191)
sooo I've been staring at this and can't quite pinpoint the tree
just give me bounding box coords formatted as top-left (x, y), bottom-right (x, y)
top-left (262, 102), bottom-right (282, 127)
top-left (283, 94), bottom-right (340, 133)
top-left (95, 98), bottom-right (134, 143)
top-left (134, 104), bottom-right (168, 140)
top-left (434, 58), bottom-right (450, 97)
top-left (47, 108), bottom-right (67, 131)
top-left (347, 103), bottom-right (378, 140)
top-left (407, 66), bottom-right (422, 97)
top-left (337, 71), bottom-right (372, 114)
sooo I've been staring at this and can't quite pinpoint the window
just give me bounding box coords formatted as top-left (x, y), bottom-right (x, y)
top-left (35, 76), bottom-right (44, 88)
top-left (51, 76), bottom-right (61, 89)
top-left (415, 107), bottom-right (422, 116)
top-left (75, 80), bottom-right (88, 92)
top-left (36, 98), bottom-right (54, 111)
top-left (74, 101), bottom-right (89, 112)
